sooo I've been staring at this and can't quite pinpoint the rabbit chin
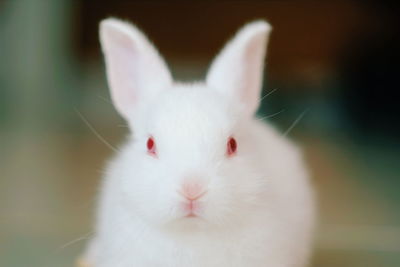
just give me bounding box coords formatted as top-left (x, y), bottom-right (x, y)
top-left (164, 215), bottom-right (210, 233)
top-left (163, 216), bottom-right (236, 236)
top-left (161, 207), bottom-right (239, 234)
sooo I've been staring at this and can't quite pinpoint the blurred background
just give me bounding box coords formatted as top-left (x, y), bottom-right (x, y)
top-left (0, 0), bottom-right (399, 266)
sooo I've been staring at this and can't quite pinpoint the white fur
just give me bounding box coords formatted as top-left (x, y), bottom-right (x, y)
top-left (83, 18), bottom-right (315, 267)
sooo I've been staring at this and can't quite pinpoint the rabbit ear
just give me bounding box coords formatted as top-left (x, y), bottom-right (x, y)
top-left (99, 18), bottom-right (172, 119)
top-left (206, 21), bottom-right (272, 116)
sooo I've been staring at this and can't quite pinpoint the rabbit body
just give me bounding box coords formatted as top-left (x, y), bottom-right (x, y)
top-left (83, 18), bottom-right (315, 267)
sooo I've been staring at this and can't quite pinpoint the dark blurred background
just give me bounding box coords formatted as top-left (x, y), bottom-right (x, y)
top-left (0, 1), bottom-right (399, 266)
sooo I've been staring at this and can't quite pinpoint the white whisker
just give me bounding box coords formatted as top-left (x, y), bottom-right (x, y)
top-left (97, 95), bottom-right (113, 104)
top-left (257, 109), bottom-right (285, 121)
top-left (283, 108), bottom-right (309, 136)
top-left (260, 88), bottom-right (278, 102)
top-left (58, 231), bottom-right (94, 250)
top-left (74, 108), bottom-right (119, 152)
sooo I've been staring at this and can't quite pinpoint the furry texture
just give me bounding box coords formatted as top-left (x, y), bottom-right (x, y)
top-left (83, 18), bottom-right (315, 267)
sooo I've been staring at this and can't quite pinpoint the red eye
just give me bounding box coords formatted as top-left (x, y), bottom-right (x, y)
top-left (147, 137), bottom-right (156, 156)
top-left (227, 137), bottom-right (237, 156)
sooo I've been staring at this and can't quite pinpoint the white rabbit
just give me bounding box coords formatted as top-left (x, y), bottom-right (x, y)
top-left (81, 18), bottom-right (315, 267)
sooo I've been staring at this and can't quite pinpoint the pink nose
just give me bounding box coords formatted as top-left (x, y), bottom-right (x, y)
top-left (181, 181), bottom-right (206, 201)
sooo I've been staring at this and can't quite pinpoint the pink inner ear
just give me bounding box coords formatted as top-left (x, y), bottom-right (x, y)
top-left (100, 19), bottom-right (173, 119)
top-left (205, 21), bottom-right (270, 117)
top-left (105, 37), bottom-right (139, 115)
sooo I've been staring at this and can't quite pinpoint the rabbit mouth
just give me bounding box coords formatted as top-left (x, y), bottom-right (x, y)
top-left (184, 214), bottom-right (198, 221)
top-left (181, 209), bottom-right (201, 220)
top-left (183, 209), bottom-right (206, 219)
top-left (180, 199), bottom-right (204, 219)
top-left (184, 211), bottom-right (197, 218)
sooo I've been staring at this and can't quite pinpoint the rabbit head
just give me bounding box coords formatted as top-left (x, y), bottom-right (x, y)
top-left (100, 18), bottom-right (272, 229)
